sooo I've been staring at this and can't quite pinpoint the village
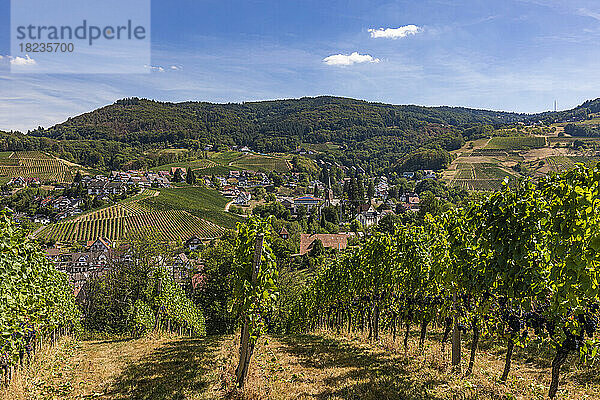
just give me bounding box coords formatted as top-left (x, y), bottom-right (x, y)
top-left (0, 148), bottom-right (443, 299)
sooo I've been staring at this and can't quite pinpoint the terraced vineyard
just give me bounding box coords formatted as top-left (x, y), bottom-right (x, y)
top-left (542, 156), bottom-right (600, 172)
top-left (484, 136), bottom-right (546, 150)
top-left (150, 158), bottom-right (216, 172)
top-left (469, 149), bottom-right (510, 157)
top-left (35, 190), bottom-right (226, 243)
top-left (450, 163), bottom-right (515, 191)
top-left (230, 154), bottom-right (291, 172)
top-left (0, 151), bottom-right (75, 182)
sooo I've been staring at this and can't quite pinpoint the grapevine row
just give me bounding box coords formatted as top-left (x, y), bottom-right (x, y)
top-left (285, 164), bottom-right (600, 398)
top-left (0, 212), bottom-right (81, 386)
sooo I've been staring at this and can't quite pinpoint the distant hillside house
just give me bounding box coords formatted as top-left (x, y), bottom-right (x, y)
top-left (87, 180), bottom-right (106, 195)
top-left (399, 192), bottom-right (420, 212)
top-left (299, 233), bottom-right (349, 255)
top-left (186, 236), bottom-right (203, 251)
top-left (280, 197), bottom-right (294, 210)
top-left (33, 215), bottom-right (51, 224)
top-left (233, 191), bottom-right (251, 206)
top-left (87, 237), bottom-right (112, 252)
top-left (355, 204), bottom-right (379, 227)
top-left (293, 196), bottom-right (322, 213)
top-left (279, 227), bottom-right (289, 239)
top-left (169, 253), bottom-right (192, 284)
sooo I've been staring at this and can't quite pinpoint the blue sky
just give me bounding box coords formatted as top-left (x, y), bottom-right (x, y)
top-left (1, 0), bottom-right (600, 131)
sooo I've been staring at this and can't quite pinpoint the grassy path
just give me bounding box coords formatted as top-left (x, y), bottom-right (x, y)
top-left (3, 332), bottom-right (599, 400)
top-left (2, 336), bottom-right (226, 400)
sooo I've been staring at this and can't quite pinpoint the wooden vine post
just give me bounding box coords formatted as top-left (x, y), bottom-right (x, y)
top-left (451, 291), bottom-right (461, 372)
top-left (236, 233), bottom-right (264, 388)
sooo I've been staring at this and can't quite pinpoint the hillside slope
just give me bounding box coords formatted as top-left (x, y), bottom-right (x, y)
top-left (36, 96), bottom-right (528, 147)
top-left (22, 96), bottom-right (531, 173)
top-left (6, 96), bottom-right (599, 172)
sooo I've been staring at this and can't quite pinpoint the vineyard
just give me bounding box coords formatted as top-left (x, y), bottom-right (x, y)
top-left (141, 186), bottom-right (243, 229)
top-left (469, 148), bottom-right (510, 157)
top-left (231, 154), bottom-right (291, 172)
top-left (151, 151), bottom-right (291, 176)
top-left (0, 212), bottom-right (205, 395)
top-left (450, 163), bottom-right (515, 191)
top-left (484, 136), bottom-right (547, 150)
top-left (0, 152), bottom-right (75, 183)
top-left (150, 158), bottom-right (216, 173)
top-left (280, 164), bottom-right (600, 399)
top-left (0, 213), bottom-right (81, 387)
top-left (541, 156), bottom-right (600, 172)
top-left (34, 190), bottom-right (226, 243)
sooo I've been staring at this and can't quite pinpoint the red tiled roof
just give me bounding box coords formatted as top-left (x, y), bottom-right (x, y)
top-left (191, 273), bottom-right (206, 290)
top-left (45, 248), bottom-right (61, 257)
top-left (299, 233), bottom-right (348, 255)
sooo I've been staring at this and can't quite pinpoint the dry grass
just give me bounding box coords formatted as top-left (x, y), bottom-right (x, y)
top-left (221, 329), bottom-right (600, 400)
top-left (2, 330), bottom-right (598, 400)
top-left (0, 333), bottom-right (225, 400)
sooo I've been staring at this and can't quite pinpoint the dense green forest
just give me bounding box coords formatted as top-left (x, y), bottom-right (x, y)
top-left (18, 96), bottom-right (527, 172)
top-left (564, 123), bottom-right (600, 137)
top-left (1, 96), bottom-right (598, 173)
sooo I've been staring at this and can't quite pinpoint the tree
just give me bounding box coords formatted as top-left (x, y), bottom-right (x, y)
top-left (367, 181), bottom-right (375, 202)
top-left (270, 172), bottom-right (283, 187)
top-left (418, 191), bottom-right (442, 218)
top-left (173, 168), bottom-right (184, 183)
top-left (82, 229), bottom-right (206, 336)
top-left (211, 175), bottom-right (221, 189)
top-left (350, 219), bottom-right (362, 233)
top-left (74, 170), bottom-right (82, 183)
top-left (313, 185), bottom-right (321, 198)
top-left (196, 233), bottom-right (237, 334)
top-left (186, 167), bottom-right (196, 184)
top-left (357, 175), bottom-right (365, 202)
top-left (309, 239), bottom-right (325, 258)
top-left (376, 213), bottom-right (400, 234)
top-left (321, 205), bottom-right (339, 225)
top-left (253, 186), bottom-right (266, 200)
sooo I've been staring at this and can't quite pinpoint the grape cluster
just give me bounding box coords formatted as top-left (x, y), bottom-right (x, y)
top-left (584, 315), bottom-right (597, 337)
top-left (524, 311), bottom-right (548, 336)
top-left (562, 329), bottom-right (584, 351)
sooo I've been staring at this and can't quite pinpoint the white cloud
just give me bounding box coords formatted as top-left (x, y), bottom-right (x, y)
top-left (10, 55), bottom-right (36, 66)
top-left (0, 55), bottom-right (4, 60)
top-left (323, 52), bottom-right (380, 66)
top-left (368, 25), bottom-right (422, 39)
top-left (170, 65), bottom-right (182, 70)
top-left (145, 64), bottom-right (165, 72)
top-left (577, 8), bottom-right (600, 21)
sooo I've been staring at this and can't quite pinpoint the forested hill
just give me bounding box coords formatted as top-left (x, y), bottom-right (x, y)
top-left (10, 95), bottom-right (597, 172)
top-left (532, 97), bottom-right (600, 124)
top-left (34, 96), bottom-right (527, 150)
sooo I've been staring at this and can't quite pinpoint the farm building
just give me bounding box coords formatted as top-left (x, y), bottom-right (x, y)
top-left (87, 237), bottom-right (113, 252)
top-left (233, 191), bottom-right (251, 206)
